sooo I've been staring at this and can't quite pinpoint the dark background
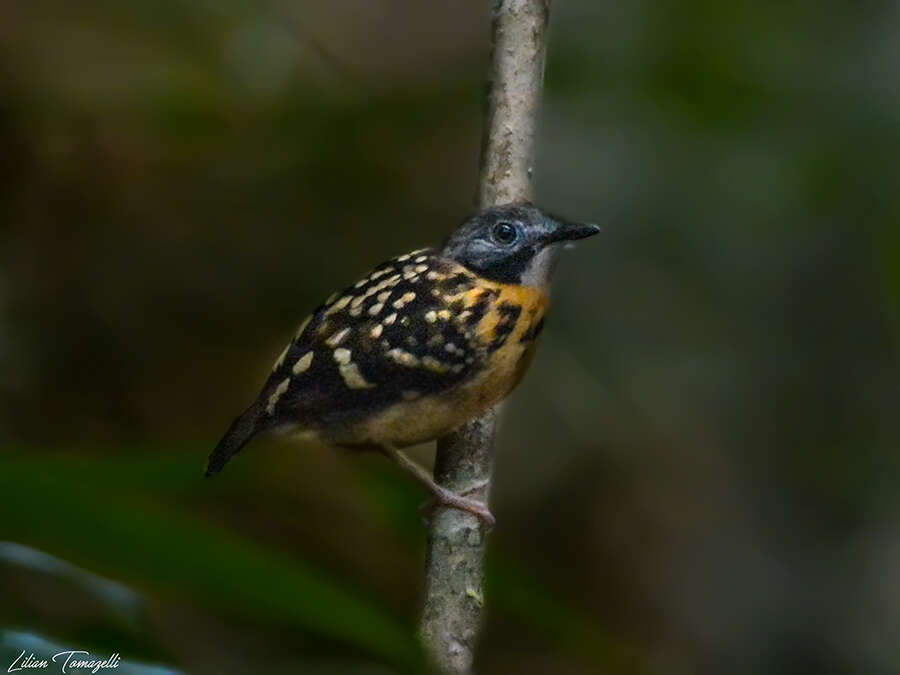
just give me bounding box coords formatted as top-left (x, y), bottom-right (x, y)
top-left (2, 1), bottom-right (899, 673)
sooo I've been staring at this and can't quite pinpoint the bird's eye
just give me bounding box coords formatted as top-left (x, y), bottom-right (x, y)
top-left (491, 221), bottom-right (519, 246)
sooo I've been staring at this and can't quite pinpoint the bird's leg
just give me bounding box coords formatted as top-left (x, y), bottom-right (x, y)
top-left (380, 445), bottom-right (495, 528)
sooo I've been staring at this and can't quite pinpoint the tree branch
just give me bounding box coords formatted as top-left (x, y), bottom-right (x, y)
top-left (419, 1), bottom-right (551, 672)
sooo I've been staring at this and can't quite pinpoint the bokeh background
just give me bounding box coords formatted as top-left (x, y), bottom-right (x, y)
top-left (2, 1), bottom-right (899, 673)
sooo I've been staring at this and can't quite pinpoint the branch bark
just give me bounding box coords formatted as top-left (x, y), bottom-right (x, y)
top-left (419, 2), bottom-right (551, 672)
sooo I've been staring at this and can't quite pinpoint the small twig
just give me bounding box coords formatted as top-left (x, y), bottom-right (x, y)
top-left (419, 1), bottom-right (551, 673)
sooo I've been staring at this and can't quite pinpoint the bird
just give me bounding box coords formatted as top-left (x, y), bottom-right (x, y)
top-left (205, 203), bottom-right (600, 526)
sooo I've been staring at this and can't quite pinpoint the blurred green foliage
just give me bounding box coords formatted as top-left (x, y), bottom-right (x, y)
top-left (1, 1), bottom-right (899, 674)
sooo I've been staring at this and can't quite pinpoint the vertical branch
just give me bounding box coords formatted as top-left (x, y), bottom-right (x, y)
top-left (477, 0), bottom-right (550, 208)
top-left (419, 1), bottom-right (551, 673)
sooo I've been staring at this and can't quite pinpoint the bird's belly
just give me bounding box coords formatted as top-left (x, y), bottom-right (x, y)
top-left (354, 392), bottom-right (481, 447)
top-left (351, 367), bottom-right (517, 447)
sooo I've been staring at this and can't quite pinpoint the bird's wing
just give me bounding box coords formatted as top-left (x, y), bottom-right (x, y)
top-left (257, 249), bottom-right (497, 435)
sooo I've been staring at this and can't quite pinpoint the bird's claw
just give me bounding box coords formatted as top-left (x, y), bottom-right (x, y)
top-left (419, 481), bottom-right (495, 529)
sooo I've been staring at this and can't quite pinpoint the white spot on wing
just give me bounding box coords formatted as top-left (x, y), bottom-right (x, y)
top-left (325, 327), bottom-right (350, 347)
top-left (392, 292), bottom-right (416, 309)
top-left (325, 296), bottom-right (352, 316)
top-left (339, 362), bottom-right (374, 389)
top-left (386, 348), bottom-right (419, 367)
top-left (292, 350), bottom-right (314, 375)
top-left (273, 343), bottom-right (290, 371)
top-left (266, 377), bottom-right (291, 415)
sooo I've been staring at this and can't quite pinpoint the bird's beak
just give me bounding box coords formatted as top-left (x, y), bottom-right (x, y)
top-left (546, 218), bottom-right (602, 243)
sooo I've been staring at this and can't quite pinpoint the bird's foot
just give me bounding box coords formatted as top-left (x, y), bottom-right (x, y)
top-left (380, 444), bottom-right (494, 528)
top-left (419, 480), bottom-right (495, 529)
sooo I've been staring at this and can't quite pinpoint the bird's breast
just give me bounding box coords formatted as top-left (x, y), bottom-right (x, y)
top-left (353, 280), bottom-right (548, 447)
top-left (464, 282), bottom-right (548, 407)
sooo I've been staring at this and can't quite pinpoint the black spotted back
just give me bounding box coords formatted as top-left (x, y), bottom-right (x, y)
top-left (257, 249), bottom-right (487, 435)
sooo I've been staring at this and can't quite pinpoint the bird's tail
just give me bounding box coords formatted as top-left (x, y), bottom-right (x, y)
top-left (205, 404), bottom-right (262, 477)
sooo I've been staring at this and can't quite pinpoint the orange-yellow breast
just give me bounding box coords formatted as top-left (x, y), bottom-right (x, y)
top-left (355, 280), bottom-right (548, 447)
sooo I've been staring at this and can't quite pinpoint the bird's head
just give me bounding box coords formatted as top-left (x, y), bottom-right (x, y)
top-left (441, 203), bottom-right (600, 286)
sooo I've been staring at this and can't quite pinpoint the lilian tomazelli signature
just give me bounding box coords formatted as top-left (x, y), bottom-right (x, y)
top-left (8, 650), bottom-right (120, 674)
